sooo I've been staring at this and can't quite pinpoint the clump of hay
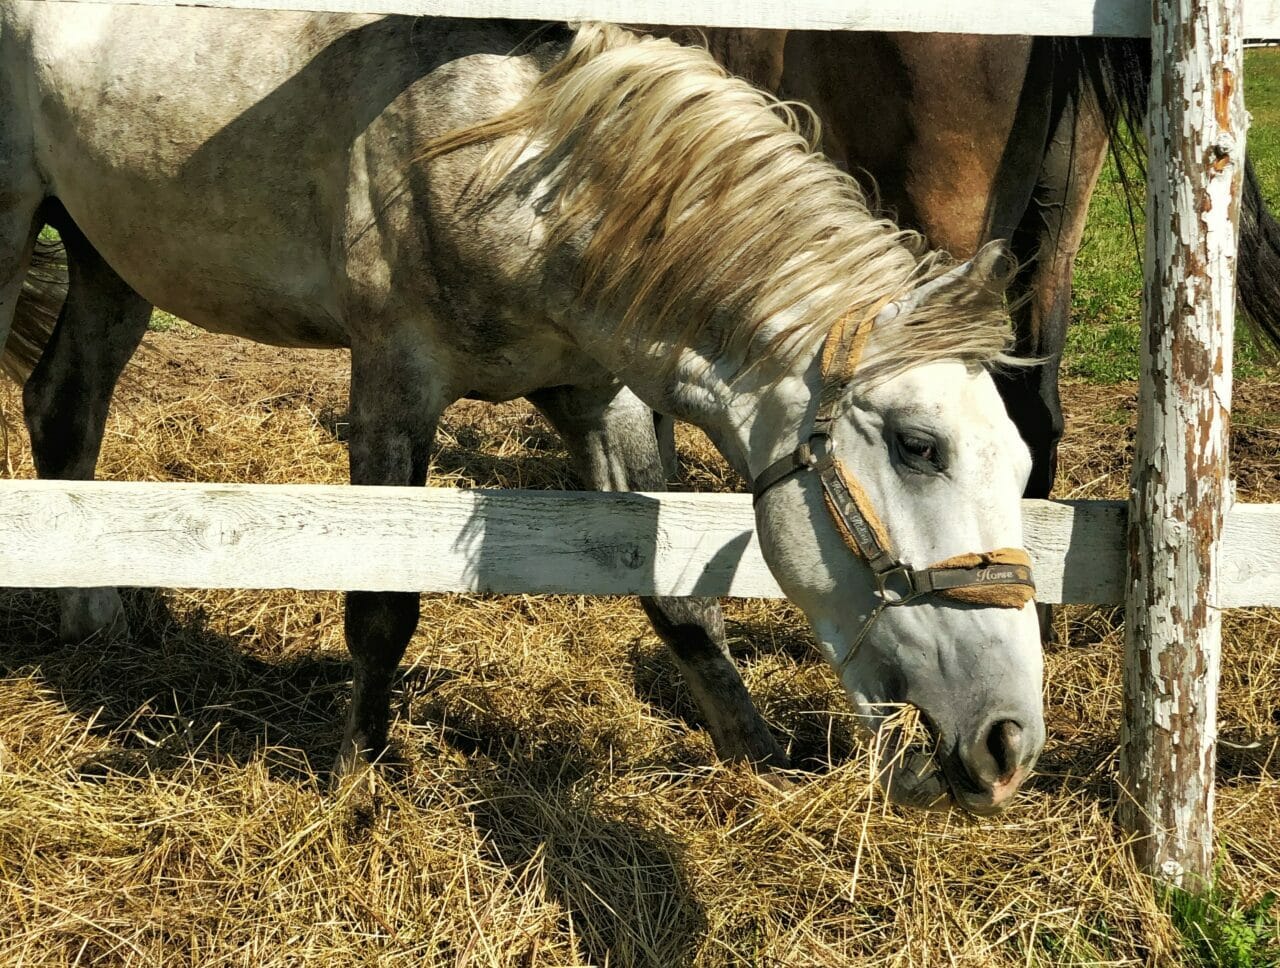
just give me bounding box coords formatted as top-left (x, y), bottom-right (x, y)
top-left (0, 330), bottom-right (1276, 965)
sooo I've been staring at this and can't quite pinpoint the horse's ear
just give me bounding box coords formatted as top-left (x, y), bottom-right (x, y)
top-left (877, 241), bottom-right (1012, 323)
top-left (965, 241), bottom-right (1014, 307)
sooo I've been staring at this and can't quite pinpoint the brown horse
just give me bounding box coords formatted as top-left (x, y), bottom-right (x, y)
top-left (695, 30), bottom-right (1280, 499)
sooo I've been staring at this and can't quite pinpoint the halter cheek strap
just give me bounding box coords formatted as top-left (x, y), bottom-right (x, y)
top-left (751, 309), bottom-right (1037, 612)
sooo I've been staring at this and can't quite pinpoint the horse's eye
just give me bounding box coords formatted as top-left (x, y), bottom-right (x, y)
top-left (897, 432), bottom-right (939, 468)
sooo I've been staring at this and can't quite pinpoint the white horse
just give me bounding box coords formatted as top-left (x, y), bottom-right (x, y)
top-left (0, 10), bottom-right (1042, 813)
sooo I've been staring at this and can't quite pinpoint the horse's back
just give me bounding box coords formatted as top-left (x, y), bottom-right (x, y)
top-left (781, 33), bottom-right (1042, 253)
top-left (5, 3), bottom-right (550, 348)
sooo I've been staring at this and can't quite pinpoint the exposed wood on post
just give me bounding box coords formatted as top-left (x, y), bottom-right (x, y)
top-left (1121, 0), bottom-right (1246, 886)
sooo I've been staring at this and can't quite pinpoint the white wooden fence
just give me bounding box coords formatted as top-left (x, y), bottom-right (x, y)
top-left (2, 480), bottom-right (1278, 606)
top-left (19, 0), bottom-right (1277, 888)
top-left (54, 0), bottom-right (1280, 37)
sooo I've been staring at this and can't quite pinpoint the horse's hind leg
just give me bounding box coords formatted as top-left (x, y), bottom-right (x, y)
top-left (336, 343), bottom-right (443, 773)
top-left (0, 213), bottom-right (38, 346)
top-left (529, 383), bottom-right (787, 769)
top-left (22, 211), bottom-right (151, 641)
top-left (998, 74), bottom-right (1108, 641)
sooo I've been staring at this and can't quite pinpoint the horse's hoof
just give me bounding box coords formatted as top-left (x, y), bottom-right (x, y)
top-left (720, 727), bottom-right (790, 773)
top-left (328, 754), bottom-right (381, 827)
top-left (330, 742), bottom-right (371, 784)
top-left (58, 587), bottom-right (127, 643)
top-left (757, 769), bottom-right (798, 793)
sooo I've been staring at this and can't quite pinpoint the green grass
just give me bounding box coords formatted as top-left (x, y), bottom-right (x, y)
top-left (1021, 887), bottom-right (1280, 968)
top-left (1067, 48), bottom-right (1280, 383)
top-left (147, 310), bottom-right (185, 332)
top-left (1027, 914), bottom-right (1120, 966)
top-left (1164, 883), bottom-right (1279, 968)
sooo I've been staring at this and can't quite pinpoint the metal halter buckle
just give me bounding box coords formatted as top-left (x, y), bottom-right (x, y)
top-left (873, 564), bottom-right (920, 606)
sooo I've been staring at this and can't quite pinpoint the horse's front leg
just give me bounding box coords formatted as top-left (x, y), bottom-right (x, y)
top-left (529, 383), bottom-right (788, 769)
top-left (998, 83), bottom-right (1108, 641)
top-left (336, 343), bottom-right (443, 774)
top-left (22, 212), bottom-right (150, 642)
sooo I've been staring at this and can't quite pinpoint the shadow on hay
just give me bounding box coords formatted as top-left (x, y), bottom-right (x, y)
top-left (396, 652), bottom-right (713, 964)
top-left (1216, 732), bottom-right (1280, 783)
top-left (1014, 729), bottom-right (1277, 811)
top-left (438, 719), bottom-right (709, 965)
top-left (432, 419), bottom-right (576, 490)
top-left (628, 632), bottom-right (863, 774)
top-left (0, 587), bottom-right (351, 781)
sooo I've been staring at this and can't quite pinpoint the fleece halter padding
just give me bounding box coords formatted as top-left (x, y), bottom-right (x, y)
top-left (751, 308), bottom-right (1037, 610)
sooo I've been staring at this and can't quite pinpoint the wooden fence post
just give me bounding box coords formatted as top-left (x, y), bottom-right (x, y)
top-left (1121, 0), bottom-right (1246, 886)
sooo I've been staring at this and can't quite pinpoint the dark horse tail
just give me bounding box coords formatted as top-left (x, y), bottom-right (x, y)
top-left (4, 236), bottom-right (65, 382)
top-left (1239, 147), bottom-right (1280, 351)
top-left (1073, 36), bottom-right (1280, 352)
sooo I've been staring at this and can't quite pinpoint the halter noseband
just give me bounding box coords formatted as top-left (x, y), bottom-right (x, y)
top-left (750, 307), bottom-right (1037, 621)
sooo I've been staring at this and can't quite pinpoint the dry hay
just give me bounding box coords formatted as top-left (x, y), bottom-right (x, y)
top-left (0, 326), bottom-right (1276, 966)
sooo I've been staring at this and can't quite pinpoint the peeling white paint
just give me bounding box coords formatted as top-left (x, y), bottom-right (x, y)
top-left (1120, 0), bottom-right (1244, 888)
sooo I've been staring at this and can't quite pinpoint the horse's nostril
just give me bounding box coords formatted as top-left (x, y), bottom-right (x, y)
top-left (951, 718), bottom-right (1036, 812)
top-left (985, 719), bottom-right (1024, 783)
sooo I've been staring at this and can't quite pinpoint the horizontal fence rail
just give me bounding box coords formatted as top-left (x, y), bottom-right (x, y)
top-left (0, 480), bottom-right (1275, 605)
top-left (37, 0), bottom-right (1280, 38)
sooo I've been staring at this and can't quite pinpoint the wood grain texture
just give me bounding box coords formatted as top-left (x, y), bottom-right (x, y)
top-left (1119, 0), bottom-right (1246, 887)
top-left (0, 480), bottom-right (1275, 604)
top-left (1219, 504), bottom-right (1280, 607)
top-left (32, 0), bottom-right (1280, 37)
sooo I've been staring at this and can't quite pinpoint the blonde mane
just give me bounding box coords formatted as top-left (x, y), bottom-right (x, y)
top-left (423, 23), bottom-right (1018, 383)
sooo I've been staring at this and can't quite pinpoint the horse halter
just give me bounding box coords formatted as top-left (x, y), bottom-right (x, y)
top-left (751, 305), bottom-right (1037, 639)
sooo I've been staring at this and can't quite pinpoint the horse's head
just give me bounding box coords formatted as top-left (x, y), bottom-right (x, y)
top-left (753, 247), bottom-right (1042, 815)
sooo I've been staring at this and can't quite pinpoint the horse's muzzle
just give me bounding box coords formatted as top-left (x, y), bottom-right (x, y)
top-left (875, 715), bottom-right (1037, 816)
top-left (941, 716), bottom-right (1039, 815)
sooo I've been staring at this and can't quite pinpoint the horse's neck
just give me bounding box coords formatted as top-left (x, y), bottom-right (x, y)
top-left (509, 182), bottom-right (823, 479)
top-left (554, 299), bottom-right (821, 482)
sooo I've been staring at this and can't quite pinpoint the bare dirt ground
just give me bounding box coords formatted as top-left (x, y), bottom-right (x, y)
top-left (0, 327), bottom-right (1276, 966)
